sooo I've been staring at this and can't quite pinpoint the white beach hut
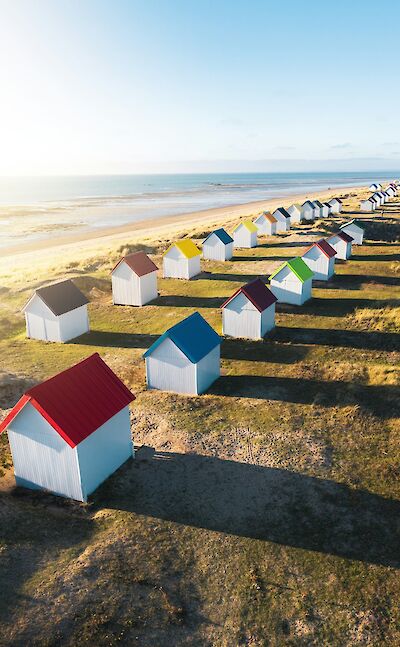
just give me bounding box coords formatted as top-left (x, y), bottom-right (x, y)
top-left (143, 312), bottom-right (221, 395)
top-left (323, 202), bottom-right (333, 216)
top-left (111, 251), bottom-right (158, 306)
top-left (273, 207), bottom-right (291, 232)
top-left (0, 353), bottom-right (135, 502)
top-left (23, 279), bottom-right (89, 343)
top-left (221, 278), bottom-right (277, 340)
top-left (269, 257), bottom-right (314, 305)
top-left (327, 198), bottom-right (343, 214)
top-left (360, 198), bottom-right (375, 212)
top-left (313, 200), bottom-right (325, 219)
top-left (287, 203), bottom-right (303, 224)
top-left (253, 212), bottom-right (277, 235)
top-left (369, 183), bottom-right (381, 192)
top-left (233, 221), bottom-right (258, 248)
top-left (377, 192), bottom-right (386, 204)
top-left (317, 201), bottom-right (330, 218)
top-left (370, 194), bottom-right (381, 209)
top-left (202, 228), bottom-right (234, 261)
top-left (302, 239), bottom-right (337, 281)
top-left (301, 201), bottom-right (316, 221)
top-left (386, 186), bottom-right (396, 198)
top-left (163, 240), bottom-right (202, 279)
top-left (326, 232), bottom-right (353, 260)
top-left (340, 220), bottom-right (365, 245)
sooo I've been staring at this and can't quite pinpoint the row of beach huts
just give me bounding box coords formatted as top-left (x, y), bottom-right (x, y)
top-left (360, 182), bottom-right (397, 212)
top-left (1, 181), bottom-right (398, 502)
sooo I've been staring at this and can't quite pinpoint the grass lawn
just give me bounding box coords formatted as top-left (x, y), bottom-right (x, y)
top-left (0, 189), bottom-right (399, 646)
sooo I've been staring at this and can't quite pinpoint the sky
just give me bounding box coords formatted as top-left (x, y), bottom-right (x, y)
top-left (0, 0), bottom-right (400, 175)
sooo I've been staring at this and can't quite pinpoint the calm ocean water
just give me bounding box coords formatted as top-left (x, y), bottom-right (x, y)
top-left (0, 172), bottom-right (397, 248)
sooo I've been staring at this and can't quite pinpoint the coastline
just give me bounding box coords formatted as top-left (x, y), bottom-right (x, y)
top-left (3, 183), bottom-right (364, 258)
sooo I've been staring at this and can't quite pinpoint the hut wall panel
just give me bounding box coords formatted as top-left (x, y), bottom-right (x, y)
top-left (260, 303), bottom-right (276, 336)
top-left (196, 346), bottom-right (220, 394)
top-left (58, 305), bottom-right (89, 342)
top-left (7, 403), bottom-right (83, 501)
top-left (146, 338), bottom-right (197, 394)
top-left (222, 293), bottom-right (261, 339)
top-left (77, 407), bottom-right (133, 500)
top-left (138, 271), bottom-right (158, 304)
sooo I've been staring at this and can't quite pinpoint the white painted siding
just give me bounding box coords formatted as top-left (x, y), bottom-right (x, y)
top-left (261, 303), bottom-right (276, 335)
top-left (196, 346), bottom-right (220, 394)
top-left (163, 247), bottom-right (201, 279)
top-left (302, 248), bottom-right (335, 281)
top-left (222, 293), bottom-right (261, 339)
top-left (328, 237), bottom-right (352, 260)
top-left (112, 262), bottom-right (158, 306)
top-left (341, 224), bottom-right (363, 245)
top-left (77, 407), bottom-right (133, 500)
top-left (254, 216), bottom-right (277, 235)
top-left (233, 226), bottom-right (257, 248)
top-left (302, 206), bottom-right (315, 221)
top-left (360, 200), bottom-right (374, 212)
top-left (25, 295), bottom-right (89, 343)
top-left (146, 338), bottom-right (197, 394)
top-left (287, 206), bottom-right (302, 223)
top-left (7, 403), bottom-right (83, 501)
top-left (273, 212), bottom-right (289, 232)
top-left (203, 235), bottom-right (233, 261)
top-left (270, 267), bottom-right (312, 305)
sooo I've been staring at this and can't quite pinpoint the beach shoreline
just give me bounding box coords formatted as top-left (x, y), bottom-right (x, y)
top-left (4, 183), bottom-right (364, 258)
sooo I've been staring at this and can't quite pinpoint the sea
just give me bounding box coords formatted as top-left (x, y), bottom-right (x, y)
top-left (0, 171), bottom-right (397, 249)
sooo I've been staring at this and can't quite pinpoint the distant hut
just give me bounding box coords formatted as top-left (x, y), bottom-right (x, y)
top-left (386, 186), bottom-right (396, 198)
top-left (221, 279), bottom-right (277, 340)
top-left (269, 257), bottom-right (314, 305)
top-left (233, 221), bottom-right (258, 248)
top-left (360, 198), bottom-right (375, 212)
top-left (324, 202), bottom-right (333, 216)
top-left (143, 312), bottom-right (221, 395)
top-left (23, 279), bottom-right (89, 343)
top-left (301, 200), bottom-right (316, 221)
top-left (326, 231), bottom-right (353, 260)
top-left (377, 191), bottom-right (386, 204)
top-left (318, 201), bottom-right (330, 218)
top-left (111, 251), bottom-right (158, 306)
top-left (302, 239), bottom-right (337, 281)
top-left (370, 194), bottom-right (381, 208)
top-left (327, 198), bottom-right (343, 214)
top-left (369, 183), bottom-right (381, 192)
top-left (0, 353), bottom-right (135, 502)
top-left (253, 212), bottom-right (277, 235)
top-left (340, 220), bottom-right (365, 245)
top-left (287, 203), bottom-right (303, 224)
top-left (313, 200), bottom-right (325, 218)
top-left (202, 228), bottom-right (234, 261)
top-left (163, 240), bottom-right (202, 279)
top-left (272, 207), bottom-right (291, 232)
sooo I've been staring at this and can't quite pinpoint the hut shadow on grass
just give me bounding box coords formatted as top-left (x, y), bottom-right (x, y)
top-left (231, 255), bottom-right (290, 262)
top-left (276, 297), bottom-right (398, 317)
top-left (72, 330), bottom-right (158, 349)
top-left (272, 325), bottom-right (400, 352)
top-left (99, 450), bottom-right (400, 568)
top-left (209, 375), bottom-right (399, 419)
top-left (193, 271), bottom-right (267, 283)
top-left (351, 253), bottom-right (400, 262)
top-left (153, 295), bottom-right (225, 308)
top-left (316, 274), bottom-right (400, 289)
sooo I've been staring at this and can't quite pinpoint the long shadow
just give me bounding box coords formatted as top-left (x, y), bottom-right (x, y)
top-left (231, 255), bottom-right (290, 262)
top-left (210, 375), bottom-right (399, 418)
top-left (272, 325), bottom-right (400, 352)
top-left (321, 274), bottom-right (400, 289)
top-left (352, 254), bottom-right (400, 262)
top-left (72, 330), bottom-right (158, 349)
top-left (98, 450), bottom-right (400, 568)
top-left (153, 295), bottom-right (225, 308)
top-left (221, 337), bottom-right (309, 363)
top-left (276, 297), bottom-right (398, 317)
top-left (364, 242), bottom-right (400, 247)
top-left (193, 272), bottom-right (267, 283)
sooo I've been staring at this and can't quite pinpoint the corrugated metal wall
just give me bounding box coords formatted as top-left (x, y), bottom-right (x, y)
top-left (303, 248), bottom-right (332, 280)
top-left (233, 229), bottom-right (257, 248)
top-left (270, 268), bottom-right (312, 305)
top-left (260, 304), bottom-right (276, 336)
top-left (203, 237), bottom-right (233, 261)
top-left (77, 407), bottom-right (132, 499)
top-left (8, 402), bottom-right (83, 501)
top-left (146, 338), bottom-right (197, 394)
top-left (112, 261), bottom-right (139, 305)
top-left (58, 305), bottom-right (89, 342)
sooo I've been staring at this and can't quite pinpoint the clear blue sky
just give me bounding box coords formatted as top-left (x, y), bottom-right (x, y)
top-left (1, 0), bottom-right (400, 175)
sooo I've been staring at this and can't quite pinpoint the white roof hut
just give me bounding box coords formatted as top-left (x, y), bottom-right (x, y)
top-left (233, 221), bottom-right (258, 248)
top-left (327, 198), bottom-right (343, 213)
top-left (143, 312), bottom-right (221, 395)
top-left (111, 251), bottom-right (158, 306)
top-left (163, 240), bottom-right (202, 279)
top-left (269, 257), bottom-right (314, 305)
top-left (272, 207), bottom-right (291, 232)
top-left (253, 212), bottom-right (277, 235)
top-left (0, 354), bottom-right (135, 502)
top-left (360, 198), bottom-right (375, 212)
top-left (340, 220), bottom-right (365, 245)
top-left (221, 279), bottom-right (277, 340)
top-left (302, 239), bottom-right (337, 281)
top-left (23, 279), bottom-right (89, 343)
top-left (202, 228), bottom-right (234, 261)
top-left (287, 203), bottom-right (303, 223)
top-left (326, 231), bottom-right (353, 260)
top-left (301, 201), bottom-right (316, 221)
